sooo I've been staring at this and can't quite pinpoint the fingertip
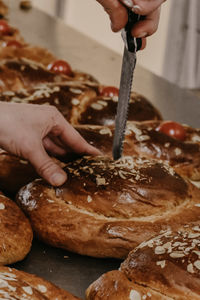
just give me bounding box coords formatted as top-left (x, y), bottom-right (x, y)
top-left (83, 142), bottom-right (102, 156)
top-left (110, 22), bottom-right (121, 33)
top-left (89, 146), bottom-right (102, 156)
top-left (109, 5), bottom-right (128, 32)
top-left (49, 169), bottom-right (67, 186)
top-left (140, 37), bottom-right (147, 50)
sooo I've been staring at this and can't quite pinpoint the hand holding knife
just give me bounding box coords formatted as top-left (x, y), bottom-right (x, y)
top-left (112, 9), bottom-right (142, 160)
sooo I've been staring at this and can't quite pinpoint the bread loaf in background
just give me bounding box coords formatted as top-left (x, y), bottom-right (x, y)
top-left (71, 92), bottom-right (162, 126)
top-left (0, 81), bottom-right (98, 120)
top-left (0, 45), bottom-right (57, 66)
top-left (86, 224), bottom-right (200, 299)
top-left (0, 190), bottom-right (32, 265)
top-left (0, 266), bottom-right (81, 299)
top-left (16, 155), bottom-right (200, 259)
top-left (0, 0), bottom-right (8, 17)
top-left (0, 24), bottom-right (24, 46)
top-left (0, 148), bottom-right (67, 196)
top-left (74, 121), bottom-right (200, 183)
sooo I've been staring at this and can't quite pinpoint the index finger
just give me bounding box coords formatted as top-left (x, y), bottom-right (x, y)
top-left (51, 114), bottom-right (101, 156)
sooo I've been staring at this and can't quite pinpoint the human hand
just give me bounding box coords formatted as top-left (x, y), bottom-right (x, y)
top-left (0, 102), bottom-right (100, 186)
top-left (96, 0), bottom-right (166, 38)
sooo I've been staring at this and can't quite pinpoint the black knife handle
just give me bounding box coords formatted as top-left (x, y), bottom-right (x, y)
top-left (125, 10), bottom-right (142, 52)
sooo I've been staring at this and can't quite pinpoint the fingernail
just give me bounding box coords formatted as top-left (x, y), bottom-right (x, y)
top-left (121, 0), bottom-right (133, 8)
top-left (137, 32), bottom-right (147, 38)
top-left (132, 5), bottom-right (141, 13)
top-left (50, 172), bottom-right (66, 186)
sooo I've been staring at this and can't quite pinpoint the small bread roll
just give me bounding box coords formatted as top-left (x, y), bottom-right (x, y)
top-left (0, 191), bottom-right (32, 265)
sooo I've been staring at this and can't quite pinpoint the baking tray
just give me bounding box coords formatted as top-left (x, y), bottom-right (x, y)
top-left (7, 1), bottom-right (200, 299)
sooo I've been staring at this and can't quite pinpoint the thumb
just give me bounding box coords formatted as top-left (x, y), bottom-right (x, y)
top-left (97, 0), bottom-right (128, 32)
top-left (25, 142), bottom-right (67, 186)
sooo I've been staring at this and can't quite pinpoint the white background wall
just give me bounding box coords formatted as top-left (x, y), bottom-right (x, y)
top-left (33, 0), bottom-right (172, 77)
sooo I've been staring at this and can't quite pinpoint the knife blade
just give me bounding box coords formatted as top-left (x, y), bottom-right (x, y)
top-left (112, 11), bottom-right (142, 160)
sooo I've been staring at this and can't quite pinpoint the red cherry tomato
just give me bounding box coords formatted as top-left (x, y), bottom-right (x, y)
top-left (5, 40), bottom-right (23, 48)
top-left (0, 20), bottom-right (11, 35)
top-left (48, 60), bottom-right (72, 76)
top-left (157, 121), bottom-right (186, 141)
top-left (99, 86), bottom-right (119, 97)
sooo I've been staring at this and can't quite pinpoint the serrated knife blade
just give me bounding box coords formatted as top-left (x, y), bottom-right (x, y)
top-left (112, 11), bottom-right (142, 160)
top-left (112, 47), bottom-right (136, 160)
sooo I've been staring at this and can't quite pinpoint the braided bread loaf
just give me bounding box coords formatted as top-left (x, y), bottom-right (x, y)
top-left (16, 155), bottom-right (200, 259)
top-left (86, 224), bottom-right (200, 299)
top-left (0, 266), bottom-right (81, 299)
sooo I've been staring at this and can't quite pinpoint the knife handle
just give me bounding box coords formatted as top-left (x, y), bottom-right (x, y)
top-left (125, 10), bottom-right (143, 52)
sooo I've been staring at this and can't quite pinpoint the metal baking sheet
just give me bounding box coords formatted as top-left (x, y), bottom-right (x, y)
top-left (7, 1), bottom-right (200, 299)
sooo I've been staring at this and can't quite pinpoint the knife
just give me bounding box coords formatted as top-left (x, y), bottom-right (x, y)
top-left (112, 10), bottom-right (142, 160)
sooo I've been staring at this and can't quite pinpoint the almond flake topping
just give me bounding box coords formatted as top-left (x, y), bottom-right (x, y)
top-left (187, 263), bottom-right (194, 273)
top-left (99, 128), bottom-right (112, 137)
top-left (37, 284), bottom-right (47, 293)
top-left (194, 260), bottom-right (200, 270)
top-left (96, 177), bottom-right (106, 186)
top-left (155, 246), bottom-right (166, 255)
top-left (71, 98), bottom-right (80, 106)
top-left (69, 88), bottom-right (82, 94)
top-left (87, 195), bottom-right (93, 203)
top-left (174, 148), bottom-right (182, 156)
top-left (192, 135), bottom-right (200, 142)
top-left (22, 286), bottom-right (33, 295)
top-left (169, 252), bottom-right (185, 258)
top-left (97, 100), bottom-right (108, 107)
top-left (136, 227), bottom-right (200, 274)
top-left (129, 290), bottom-right (141, 300)
top-left (91, 103), bottom-right (103, 110)
top-left (0, 203), bottom-right (5, 210)
top-left (156, 260), bottom-right (166, 269)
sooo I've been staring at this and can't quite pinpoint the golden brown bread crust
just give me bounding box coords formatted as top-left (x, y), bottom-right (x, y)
top-left (0, 191), bottom-right (32, 265)
top-left (0, 82), bottom-right (162, 126)
top-left (0, 81), bottom-right (98, 120)
top-left (0, 266), bottom-right (81, 299)
top-left (74, 121), bottom-right (200, 182)
top-left (124, 121), bottom-right (200, 181)
top-left (0, 45), bottom-right (57, 66)
top-left (75, 125), bottom-right (114, 157)
top-left (0, 45), bottom-right (100, 84)
top-left (120, 224), bottom-right (200, 299)
top-left (70, 92), bottom-right (162, 125)
top-left (86, 270), bottom-right (171, 300)
top-left (0, 58), bottom-right (99, 92)
top-left (0, 58), bottom-right (68, 92)
top-left (16, 156), bottom-right (200, 258)
top-left (86, 224), bottom-right (200, 299)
